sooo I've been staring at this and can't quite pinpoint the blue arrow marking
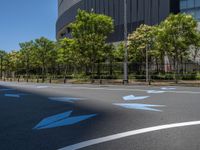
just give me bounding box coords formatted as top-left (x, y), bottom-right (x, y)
top-left (147, 90), bottom-right (165, 94)
top-left (49, 97), bottom-right (84, 103)
top-left (4, 93), bottom-right (29, 98)
top-left (161, 87), bottom-right (176, 90)
top-left (114, 103), bottom-right (165, 112)
top-left (123, 95), bottom-right (149, 101)
top-left (33, 111), bottom-right (97, 130)
top-left (38, 114), bottom-right (97, 129)
top-left (0, 89), bottom-right (14, 92)
top-left (34, 111), bottom-right (72, 129)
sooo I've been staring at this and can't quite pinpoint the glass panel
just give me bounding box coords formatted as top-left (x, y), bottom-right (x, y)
top-left (180, 0), bottom-right (200, 20)
top-left (195, 0), bottom-right (200, 7)
top-left (187, 0), bottom-right (195, 8)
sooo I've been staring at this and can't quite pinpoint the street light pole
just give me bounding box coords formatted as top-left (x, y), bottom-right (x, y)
top-left (123, 0), bottom-right (128, 84)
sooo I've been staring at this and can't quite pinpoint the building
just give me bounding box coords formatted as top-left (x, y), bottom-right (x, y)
top-left (56, 0), bottom-right (180, 42)
top-left (180, 0), bottom-right (200, 21)
top-left (180, 0), bottom-right (200, 63)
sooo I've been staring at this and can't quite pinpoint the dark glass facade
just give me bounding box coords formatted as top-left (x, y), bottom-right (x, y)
top-left (56, 0), bottom-right (180, 42)
top-left (180, 0), bottom-right (200, 20)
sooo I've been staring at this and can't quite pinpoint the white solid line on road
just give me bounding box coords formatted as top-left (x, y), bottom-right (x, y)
top-left (58, 120), bottom-right (200, 150)
top-left (52, 86), bottom-right (200, 94)
top-left (1, 82), bottom-right (200, 94)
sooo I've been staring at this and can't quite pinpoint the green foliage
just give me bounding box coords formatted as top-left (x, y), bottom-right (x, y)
top-left (113, 43), bottom-right (124, 62)
top-left (0, 50), bottom-right (7, 77)
top-left (128, 14), bottom-right (200, 65)
top-left (157, 14), bottom-right (199, 81)
top-left (33, 37), bottom-right (55, 78)
top-left (1, 12), bottom-right (200, 82)
top-left (128, 24), bottom-right (160, 63)
top-left (7, 51), bottom-right (21, 71)
top-left (0, 50), bottom-right (6, 57)
top-left (159, 13), bottom-right (198, 62)
top-left (181, 72), bottom-right (200, 80)
top-left (19, 41), bottom-right (35, 72)
top-left (56, 38), bottom-right (80, 66)
top-left (69, 10), bottom-right (114, 69)
top-left (33, 37), bottom-right (55, 67)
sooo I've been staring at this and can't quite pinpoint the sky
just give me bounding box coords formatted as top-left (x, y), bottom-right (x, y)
top-left (0, 0), bottom-right (57, 52)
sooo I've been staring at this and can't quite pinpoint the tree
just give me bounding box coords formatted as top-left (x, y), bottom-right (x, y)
top-left (33, 37), bottom-right (55, 82)
top-left (7, 51), bottom-right (21, 77)
top-left (128, 24), bottom-right (159, 63)
top-left (158, 14), bottom-right (199, 81)
top-left (189, 32), bottom-right (200, 62)
top-left (69, 10), bottom-right (114, 77)
top-left (19, 41), bottom-right (35, 80)
top-left (56, 38), bottom-right (79, 76)
top-left (0, 50), bottom-right (7, 79)
top-left (113, 43), bottom-right (124, 62)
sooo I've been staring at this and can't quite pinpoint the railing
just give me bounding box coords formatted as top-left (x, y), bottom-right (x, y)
top-left (1, 74), bottom-right (200, 87)
top-left (1, 62), bottom-right (200, 86)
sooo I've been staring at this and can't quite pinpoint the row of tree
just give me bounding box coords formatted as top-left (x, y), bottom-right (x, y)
top-left (128, 13), bottom-right (200, 67)
top-left (128, 13), bottom-right (200, 80)
top-left (0, 11), bottom-right (200, 81)
top-left (0, 10), bottom-right (115, 80)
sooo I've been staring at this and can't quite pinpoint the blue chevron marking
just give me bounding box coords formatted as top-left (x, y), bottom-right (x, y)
top-left (34, 111), bottom-right (72, 129)
top-left (33, 111), bottom-right (97, 130)
top-left (4, 93), bottom-right (30, 98)
top-left (38, 114), bottom-right (97, 129)
top-left (49, 97), bottom-right (84, 103)
top-left (4, 94), bottom-right (20, 98)
top-left (0, 89), bottom-right (14, 92)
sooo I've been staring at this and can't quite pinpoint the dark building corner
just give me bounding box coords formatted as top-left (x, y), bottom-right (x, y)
top-left (170, 0), bottom-right (180, 14)
top-left (57, 0), bottom-right (182, 42)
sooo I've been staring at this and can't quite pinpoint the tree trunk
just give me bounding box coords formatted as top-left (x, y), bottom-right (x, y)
top-left (26, 60), bottom-right (29, 82)
top-left (109, 60), bottom-right (113, 77)
top-left (175, 51), bottom-right (179, 84)
top-left (42, 65), bottom-right (45, 83)
top-left (64, 65), bottom-right (67, 83)
top-left (0, 57), bottom-right (2, 79)
top-left (91, 62), bottom-right (95, 81)
top-left (97, 60), bottom-right (100, 79)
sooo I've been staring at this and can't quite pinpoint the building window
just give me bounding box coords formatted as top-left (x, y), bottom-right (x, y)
top-left (180, 0), bottom-right (200, 21)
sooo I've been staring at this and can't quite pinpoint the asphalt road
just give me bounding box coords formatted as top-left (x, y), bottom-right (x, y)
top-left (0, 81), bottom-right (200, 150)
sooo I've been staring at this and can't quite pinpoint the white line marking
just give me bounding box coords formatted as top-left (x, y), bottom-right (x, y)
top-left (161, 87), bottom-right (176, 90)
top-left (58, 120), bottom-right (200, 150)
top-left (1, 82), bottom-right (200, 94)
top-left (114, 103), bottom-right (165, 112)
top-left (123, 95), bottom-right (149, 101)
top-left (36, 86), bottom-right (49, 89)
top-left (53, 86), bottom-right (200, 94)
top-left (147, 90), bottom-right (165, 94)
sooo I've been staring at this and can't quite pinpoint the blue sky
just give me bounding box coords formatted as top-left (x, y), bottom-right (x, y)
top-left (0, 0), bottom-right (57, 52)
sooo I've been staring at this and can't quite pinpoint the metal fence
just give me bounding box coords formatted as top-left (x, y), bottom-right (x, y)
top-left (1, 62), bottom-right (200, 86)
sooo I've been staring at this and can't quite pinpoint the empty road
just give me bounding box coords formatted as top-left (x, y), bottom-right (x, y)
top-left (0, 81), bottom-right (200, 150)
